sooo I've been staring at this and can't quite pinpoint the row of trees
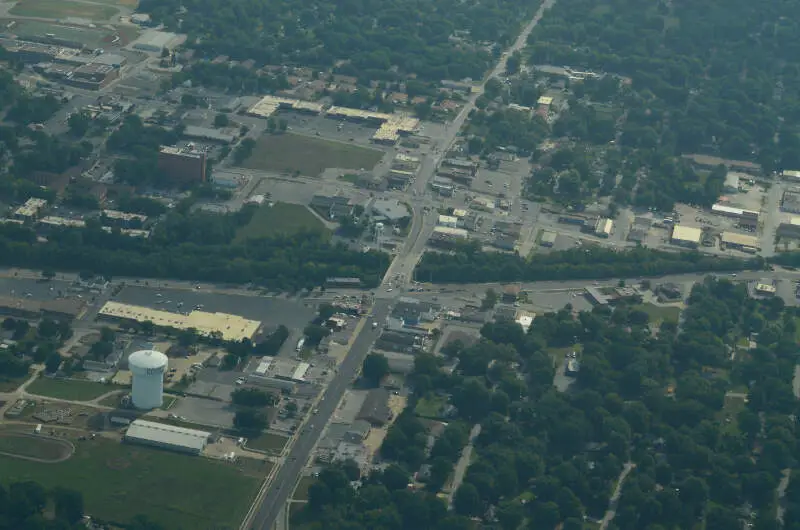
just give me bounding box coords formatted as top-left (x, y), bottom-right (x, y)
top-left (415, 244), bottom-right (759, 284)
top-left (0, 206), bottom-right (389, 291)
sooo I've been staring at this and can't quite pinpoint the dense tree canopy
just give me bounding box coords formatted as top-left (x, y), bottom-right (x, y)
top-left (140, 0), bottom-right (542, 84)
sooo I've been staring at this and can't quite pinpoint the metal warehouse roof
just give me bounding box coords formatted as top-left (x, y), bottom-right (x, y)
top-left (671, 225), bottom-right (702, 243)
top-left (721, 231), bottom-right (759, 248)
top-left (125, 420), bottom-right (210, 451)
top-left (99, 301), bottom-right (261, 342)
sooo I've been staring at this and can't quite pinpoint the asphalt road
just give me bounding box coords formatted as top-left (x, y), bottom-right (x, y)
top-left (248, 299), bottom-right (392, 530)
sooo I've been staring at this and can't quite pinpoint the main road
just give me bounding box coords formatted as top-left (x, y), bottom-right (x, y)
top-left (385, 0), bottom-right (558, 287)
top-left (246, 299), bottom-right (392, 529)
top-left (245, 1), bottom-right (559, 527)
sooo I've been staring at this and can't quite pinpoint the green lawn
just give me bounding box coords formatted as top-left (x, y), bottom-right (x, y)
top-left (246, 432), bottom-right (289, 454)
top-left (293, 476), bottom-right (316, 501)
top-left (0, 376), bottom-right (26, 393)
top-left (414, 395), bottom-right (447, 419)
top-left (26, 378), bottom-right (113, 401)
top-left (10, 0), bottom-right (119, 20)
top-left (546, 344), bottom-right (583, 367)
top-left (633, 303), bottom-right (681, 325)
top-left (0, 438), bottom-right (261, 530)
top-left (235, 202), bottom-right (328, 242)
top-left (0, 433), bottom-right (72, 461)
top-left (240, 132), bottom-right (384, 176)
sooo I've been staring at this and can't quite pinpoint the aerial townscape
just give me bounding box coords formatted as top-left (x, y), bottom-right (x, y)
top-left (5, 0), bottom-right (800, 529)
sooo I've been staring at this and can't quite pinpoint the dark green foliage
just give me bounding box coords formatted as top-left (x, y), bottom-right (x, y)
top-left (416, 244), bottom-right (758, 283)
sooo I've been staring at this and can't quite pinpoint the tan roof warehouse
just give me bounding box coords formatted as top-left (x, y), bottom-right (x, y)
top-left (98, 301), bottom-right (261, 342)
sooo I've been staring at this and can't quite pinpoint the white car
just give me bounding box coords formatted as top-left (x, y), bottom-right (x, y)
top-left (235, 378), bottom-right (246, 385)
top-left (387, 288), bottom-right (393, 292)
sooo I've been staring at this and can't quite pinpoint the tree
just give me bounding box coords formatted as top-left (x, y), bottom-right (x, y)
top-left (44, 352), bottom-right (62, 374)
top-left (67, 111), bottom-right (91, 137)
top-left (303, 324), bottom-right (330, 347)
top-left (481, 288), bottom-right (498, 310)
top-left (231, 388), bottom-right (276, 407)
top-left (362, 353), bottom-right (389, 386)
top-left (233, 408), bottom-right (268, 432)
top-left (53, 486), bottom-right (83, 524)
top-left (214, 113), bottom-right (230, 128)
top-left (453, 483), bottom-right (481, 517)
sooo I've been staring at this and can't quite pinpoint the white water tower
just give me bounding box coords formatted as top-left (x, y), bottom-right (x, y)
top-left (128, 350), bottom-right (168, 409)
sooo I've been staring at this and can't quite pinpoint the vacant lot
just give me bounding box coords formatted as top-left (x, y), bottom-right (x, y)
top-left (10, 0), bottom-right (119, 20)
top-left (633, 303), bottom-right (681, 325)
top-left (26, 378), bottom-right (113, 401)
top-left (246, 432), bottom-right (289, 454)
top-left (414, 394), bottom-right (447, 419)
top-left (240, 133), bottom-right (384, 176)
top-left (235, 202), bottom-right (328, 242)
top-left (0, 438), bottom-right (261, 529)
top-left (0, 432), bottom-right (73, 461)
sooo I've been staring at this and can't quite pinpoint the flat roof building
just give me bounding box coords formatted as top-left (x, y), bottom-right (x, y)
top-left (670, 225), bottom-right (702, 247)
top-left (781, 190), bottom-right (800, 214)
top-left (720, 231), bottom-right (759, 251)
top-left (778, 217), bottom-right (800, 239)
top-left (438, 215), bottom-right (458, 228)
top-left (540, 230), bottom-right (557, 247)
top-left (14, 198), bottom-right (47, 219)
top-left (131, 30), bottom-right (181, 53)
top-left (754, 283), bottom-right (777, 295)
top-left (124, 419), bottom-right (210, 455)
top-left (594, 218), bottom-right (613, 238)
top-left (157, 146), bottom-right (207, 184)
top-left (247, 95), bottom-right (324, 118)
top-left (98, 301), bottom-right (261, 342)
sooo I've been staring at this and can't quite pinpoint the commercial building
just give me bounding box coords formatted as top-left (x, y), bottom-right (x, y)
top-left (131, 30), bottom-right (181, 53)
top-left (720, 232), bottom-right (759, 252)
top-left (754, 283), bottom-right (777, 295)
top-left (249, 358), bottom-right (310, 393)
top-left (778, 217), bottom-right (800, 239)
top-left (711, 204), bottom-right (759, 227)
top-left (310, 195), bottom-right (352, 220)
top-left (430, 177), bottom-right (454, 196)
top-left (670, 225), bottom-right (702, 248)
top-left (247, 95), bottom-right (324, 118)
top-left (387, 169), bottom-right (415, 189)
top-left (392, 153), bottom-right (420, 171)
top-left (67, 63), bottom-right (119, 90)
top-left (437, 215), bottom-right (458, 228)
top-left (102, 210), bottom-right (147, 227)
top-left (540, 230), bottom-right (557, 247)
top-left (124, 419), bottom-right (210, 455)
top-left (38, 216), bottom-right (86, 229)
top-left (594, 218), bottom-right (613, 238)
top-left (157, 146), bottom-right (207, 184)
top-left (182, 125), bottom-right (236, 144)
top-left (98, 301), bottom-right (261, 342)
top-left (430, 226), bottom-right (469, 247)
top-left (585, 287), bottom-right (611, 305)
top-left (781, 190), bottom-right (800, 214)
top-left (0, 296), bottom-right (86, 321)
top-left (783, 170), bottom-right (800, 182)
top-left (441, 158), bottom-right (478, 176)
top-left (14, 198), bottom-right (47, 219)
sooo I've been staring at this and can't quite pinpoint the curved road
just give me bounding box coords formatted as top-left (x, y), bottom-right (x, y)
top-left (246, 1), bottom-right (558, 528)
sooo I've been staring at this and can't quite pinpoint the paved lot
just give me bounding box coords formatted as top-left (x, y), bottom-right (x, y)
top-left (168, 395), bottom-right (236, 428)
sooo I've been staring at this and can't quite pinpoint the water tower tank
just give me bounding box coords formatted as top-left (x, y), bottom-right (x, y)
top-left (128, 350), bottom-right (168, 409)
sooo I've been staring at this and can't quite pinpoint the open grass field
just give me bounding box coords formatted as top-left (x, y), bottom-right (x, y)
top-left (26, 378), bottom-right (112, 401)
top-left (235, 202), bottom-right (328, 242)
top-left (633, 303), bottom-right (681, 325)
top-left (0, 376), bottom-right (25, 393)
top-left (0, 433), bottom-right (73, 461)
top-left (10, 0), bottom-right (119, 20)
top-left (246, 432), bottom-right (289, 454)
top-left (414, 394), bottom-right (447, 419)
top-left (0, 438), bottom-right (261, 529)
top-left (240, 132), bottom-right (384, 176)
top-left (292, 476), bottom-right (316, 501)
